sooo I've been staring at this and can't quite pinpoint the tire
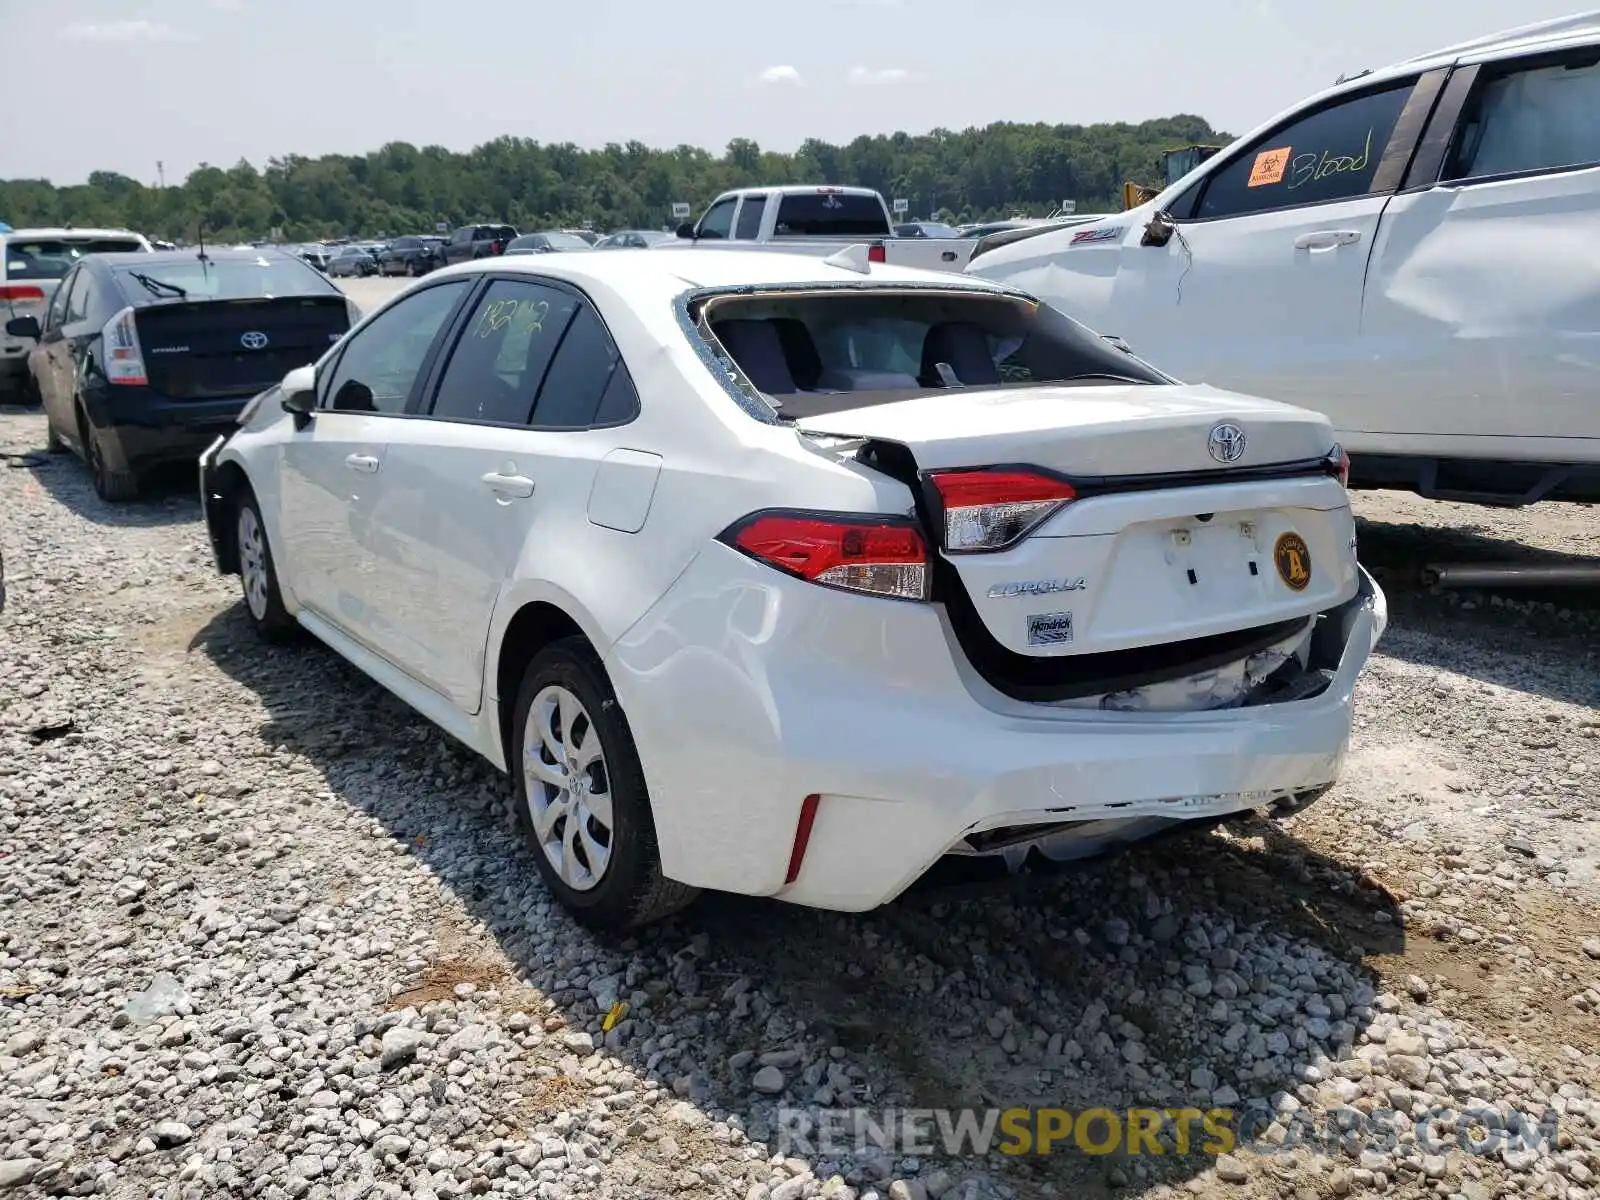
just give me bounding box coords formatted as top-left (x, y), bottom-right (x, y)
top-left (511, 637), bottom-right (698, 931)
top-left (78, 407), bottom-right (139, 502)
top-left (234, 488), bottom-right (295, 640)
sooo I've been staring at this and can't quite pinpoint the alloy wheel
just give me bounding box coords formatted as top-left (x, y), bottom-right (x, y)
top-left (522, 684), bottom-right (614, 891)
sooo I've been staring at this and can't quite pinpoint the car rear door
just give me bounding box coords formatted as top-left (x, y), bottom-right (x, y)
top-left (1102, 73), bottom-right (1442, 411)
top-left (1358, 44), bottom-right (1600, 450)
top-left (276, 279), bottom-right (472, 648)
top-left (365, 275), bottom-right (645, 713)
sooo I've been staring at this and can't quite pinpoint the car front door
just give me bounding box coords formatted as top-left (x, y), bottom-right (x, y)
top-left (276, 278), bottom-right (472, 655)
top-left (1104, 73), bottom-right (1439, 410)
top-left (1358, 45), bottom-right (1600, 448)
top-left (31, 268), bottom-right (76, 418)
top-left (365, 275), bottom-right (642, 712)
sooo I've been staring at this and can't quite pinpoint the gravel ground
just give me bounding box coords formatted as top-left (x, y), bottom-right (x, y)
top-left (1, 340), bottom-right (1597, 1199)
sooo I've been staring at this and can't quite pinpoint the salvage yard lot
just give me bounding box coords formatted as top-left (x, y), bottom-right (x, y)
top-left (0, 277), bottom-right (1597, 1200)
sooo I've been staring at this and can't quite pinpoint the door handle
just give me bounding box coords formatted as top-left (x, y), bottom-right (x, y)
top-left (1293, 229), bottom-right (1362, 250)
top-left (344, 454), bottom-right (380, 473)
top-left (481, 470), bottom-right (535, 498)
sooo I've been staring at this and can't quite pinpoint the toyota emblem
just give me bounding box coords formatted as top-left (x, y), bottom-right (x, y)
top-left (240, 331), bottom-right (269, 350)
top-left (1207, 422), bottom-right (1247, 464)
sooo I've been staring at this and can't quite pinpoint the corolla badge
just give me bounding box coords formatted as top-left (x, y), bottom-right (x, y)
top-left (1207, 422), bottom-right (1247, 464)
top-left (240, 331), bottom-right (269, 350)
top-left (988, 577), bottom-right (1087, 599)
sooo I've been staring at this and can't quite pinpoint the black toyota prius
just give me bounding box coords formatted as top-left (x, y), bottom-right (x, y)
top-left (6, 248), bottom-right (356, 501)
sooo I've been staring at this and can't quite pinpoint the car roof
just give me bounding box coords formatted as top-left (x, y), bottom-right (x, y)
top-left (429, 247), bottom-right (1012, 295)
top-left (1397, 9), bottom-right (1600, 65)
top-left (1, 228), bottom-right (146, 240)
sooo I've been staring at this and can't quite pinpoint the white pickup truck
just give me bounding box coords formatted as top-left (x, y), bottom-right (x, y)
top-left (656, 186), bottom-right (981, 274)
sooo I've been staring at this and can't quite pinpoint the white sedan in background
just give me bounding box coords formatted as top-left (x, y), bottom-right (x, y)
top-left (200, 248), bottom-right (1385, 930)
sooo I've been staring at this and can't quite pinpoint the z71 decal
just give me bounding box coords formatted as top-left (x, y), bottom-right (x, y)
top-left (1069, 226), bottom-right (1122, 246)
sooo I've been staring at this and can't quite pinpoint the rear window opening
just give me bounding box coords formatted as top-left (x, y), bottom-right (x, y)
top-left (113, 257), bottom-right (335, 303)
top-left (4, 238), bottom-right (147, 280)
top-left (694, 288), bottom-right (1170, 419)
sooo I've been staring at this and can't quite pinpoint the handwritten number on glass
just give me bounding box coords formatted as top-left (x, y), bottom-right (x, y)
top-left (475, 297), bottom-right (549, 340)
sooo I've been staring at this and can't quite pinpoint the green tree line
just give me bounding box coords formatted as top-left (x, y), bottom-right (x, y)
top-left (0, 116), bottom-right (1224, 243)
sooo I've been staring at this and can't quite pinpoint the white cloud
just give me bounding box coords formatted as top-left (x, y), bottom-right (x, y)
top-left (59, 19), bottom-right (195, 42)
top-left (758, 65), bottom-right (804, 86)
top-left (849, 66), bottom-right (911, 85)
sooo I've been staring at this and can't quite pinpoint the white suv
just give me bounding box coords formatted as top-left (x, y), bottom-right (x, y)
top-left (967, 12), bottom-right (1600, 506)
top-left (200, 250), bottom-right (1385, 929)
top-left (1, 228), bottom-right (151, 396)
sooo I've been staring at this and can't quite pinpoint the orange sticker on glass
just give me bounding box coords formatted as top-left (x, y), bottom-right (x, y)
top-left (1248, 147), bottom-right (1292, 188)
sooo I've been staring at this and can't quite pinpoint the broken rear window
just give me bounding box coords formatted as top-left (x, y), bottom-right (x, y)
top-left (693, 288), bottom-right (1170, 419)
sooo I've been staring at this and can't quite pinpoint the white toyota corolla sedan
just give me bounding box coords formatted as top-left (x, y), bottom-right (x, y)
top-left (198, 248), bottom-right (1386, 930)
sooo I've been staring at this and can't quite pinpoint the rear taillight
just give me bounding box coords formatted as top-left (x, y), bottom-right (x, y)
top-left (491, 241), bottom-right (504, 255)
top-left (867, 243), bottom-right (887, 264)
top-left (102, 306), bottom-right (148, 386)
top-left (1329, 444), bottom-right (1351, 488)
top-left (929, 468), bottom-right (1077, 552)
top-left (721, 511), bottom-right (929, 601)
top-left (0, 285), bottom-right (46, 303)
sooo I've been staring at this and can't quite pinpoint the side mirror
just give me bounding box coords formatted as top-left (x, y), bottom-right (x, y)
top-left (5, 315), bottom-right (41, 340)
top-left (279, 364), bottom-right (317, 427)
top-left (675, 223), bottom-right (697, 239)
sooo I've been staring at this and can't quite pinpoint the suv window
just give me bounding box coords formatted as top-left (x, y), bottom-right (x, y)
top-left (697, 198), bottom-right (737, 240)
top-left (529, 302), bottom-right (638, 428)
top-left (1193, 82), bottom-right (1414, 220)
top-left (735, 195), bottom-right (767, 239)
top-left (1445, 51), bottom-right (1600, 180)
top-left (429, 279), bottom-right (580, 425)
top-left (322, 280), bottom-right (468, 413)
top-left (3, 237), bottom-right (146, 281)
top-left (44, 269), bottom-right (74, 329)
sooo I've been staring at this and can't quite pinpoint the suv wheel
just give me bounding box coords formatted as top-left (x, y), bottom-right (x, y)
top-left (512, 638), bottom-right (698, 931)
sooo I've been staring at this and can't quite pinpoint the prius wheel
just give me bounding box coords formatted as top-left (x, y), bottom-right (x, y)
top-left (236, 490), bottom-right (294, 640)
top-left (512, 638), bottom-right (697, 931)
top-left (78, 408), bottom-right (138, 502)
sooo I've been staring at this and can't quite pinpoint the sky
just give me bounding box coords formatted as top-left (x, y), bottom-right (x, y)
top-left (2, 0), bottom-right (1586, 185)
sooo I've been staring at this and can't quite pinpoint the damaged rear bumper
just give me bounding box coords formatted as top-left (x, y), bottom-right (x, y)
top-left (611, 547), bottom-right (1386, 913)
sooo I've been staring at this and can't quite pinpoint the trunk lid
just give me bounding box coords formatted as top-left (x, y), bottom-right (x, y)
top-left (793, 383), bottom-right (1334, 477)
top-left (797, 384), bottom-right (1358, 669)
top-left (136, 296), bottom-right (348, 400)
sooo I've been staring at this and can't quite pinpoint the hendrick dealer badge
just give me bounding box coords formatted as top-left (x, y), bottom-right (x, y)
top-left (1026, 611), bottom-right (1075, 647)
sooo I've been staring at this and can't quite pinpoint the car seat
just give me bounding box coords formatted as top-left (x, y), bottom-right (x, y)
top-left (712, 319), bottom-right (797, 395)
top-left (919, 321), bottom-right (1001, 387)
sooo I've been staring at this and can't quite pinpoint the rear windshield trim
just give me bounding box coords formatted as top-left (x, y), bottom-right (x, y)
top-left (675, 280), bottom-right (1030, 424)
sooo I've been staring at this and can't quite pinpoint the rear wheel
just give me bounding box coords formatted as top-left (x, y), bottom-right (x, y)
top-left (406, 260), bottom-right (419, 277)
top-left (235, 489), bottom-right (295, 640)
top-left (511, 637), bottom-right (697, 931)
top-left (78, 406), bottom-right (138, 502)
